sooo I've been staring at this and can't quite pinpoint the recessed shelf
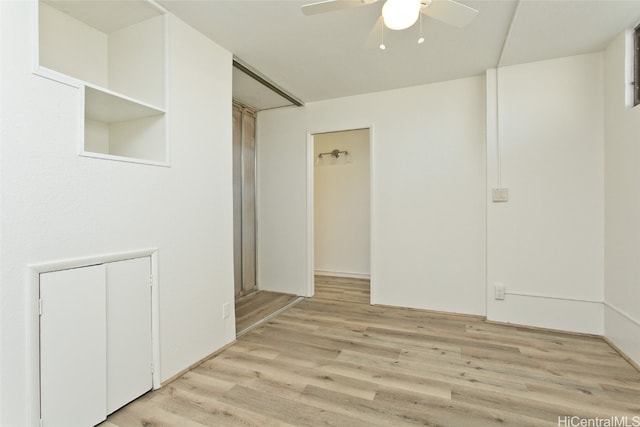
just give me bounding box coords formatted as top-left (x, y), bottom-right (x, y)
top-left (85, 86), bottom-right (164, 123)
top-left (36, 0), bottom-right (169, 166)
top-left (83, 87), bottom-right (166, 165)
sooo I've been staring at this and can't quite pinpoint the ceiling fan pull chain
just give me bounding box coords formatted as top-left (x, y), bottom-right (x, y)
top-left (380, 15), bottom-right (386, 50)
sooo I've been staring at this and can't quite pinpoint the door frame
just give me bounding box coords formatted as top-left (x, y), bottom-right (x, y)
top-left (233, 104), bottom-right (258, 298)
top-left (26, 248), bottom-right (161, 427)
top-left (306, 125), bottom-right (376, 300)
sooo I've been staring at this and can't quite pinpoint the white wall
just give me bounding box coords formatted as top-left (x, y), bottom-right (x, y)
top-left (314, 129), bottom-right (370, 278)
top-left (258, 54), bottom-right (609, 337)
top-left (486, 54), bottom-right (605, 334)
top-left (603, 31), bottom-right (640, 366)
top-left (0, 3), bottom-right (235, 425)
top-left (258, 77), bottom-right (487, 314)
top-left (0, 2), bottom-right (4, 421)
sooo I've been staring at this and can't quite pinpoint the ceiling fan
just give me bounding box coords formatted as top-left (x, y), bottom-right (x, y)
top-left (302, 0), bottom-right (478, 32)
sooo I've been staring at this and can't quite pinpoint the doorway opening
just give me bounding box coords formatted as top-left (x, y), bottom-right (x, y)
top-left (310, 128), bottom-right (372, 303)
top-left (232, 103), bottom-right (302, 335)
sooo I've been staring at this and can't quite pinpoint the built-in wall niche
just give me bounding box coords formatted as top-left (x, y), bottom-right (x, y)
top-left (37, 0), bottom-right (169, 166)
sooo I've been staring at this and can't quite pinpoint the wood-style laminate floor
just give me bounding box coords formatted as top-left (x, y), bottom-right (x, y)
top-left (103, 277), bottom-right (640, 427)
top-left (235, 290), bottom-right (299, 334)
top-left (313, 275), bottom-right (370, 304)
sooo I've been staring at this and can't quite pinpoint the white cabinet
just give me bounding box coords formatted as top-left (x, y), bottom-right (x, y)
top-left (106, 258), bottom-right (152, 414)
top-left (39, 257), bottom-right (152, 427)
top-left (36, 0), bottom-right (168, 165)
top-left (40, 265), bottom-right (107, 427)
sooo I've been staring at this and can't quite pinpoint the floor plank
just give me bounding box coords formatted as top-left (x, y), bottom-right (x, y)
top-left (314, 275), bottom-right (370, 304)
top-left (235, 290), bottom-right (298, 333)
top-left (103, 277), bottom-right (640, 426)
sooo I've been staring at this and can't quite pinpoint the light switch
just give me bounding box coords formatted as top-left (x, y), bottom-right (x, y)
top-left (223, 302), bottom-right (230, 319)
top-left (492, 188), bottom-right (509, 202)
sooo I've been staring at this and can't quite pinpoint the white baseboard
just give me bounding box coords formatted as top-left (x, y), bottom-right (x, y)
top-left (604, 303), bottom-right (640, 368)
top-left (487, 293), bottom-right (604, 335)
top-left (314, 270), bottom-right (370, 280)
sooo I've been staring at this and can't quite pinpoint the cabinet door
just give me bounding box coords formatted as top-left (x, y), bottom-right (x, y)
top-left (106, 257), bottom-right (152, 414)
top-left (40, 264), bottom-right (107, 427)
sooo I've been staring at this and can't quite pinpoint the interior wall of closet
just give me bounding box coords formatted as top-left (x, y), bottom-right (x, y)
top-left (233, 104), bottom-right (257, 298)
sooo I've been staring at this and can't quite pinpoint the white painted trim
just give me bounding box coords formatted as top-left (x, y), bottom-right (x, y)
top-left (83, 82), bottom-right (165, 113)
top-left (27, 248), bottom-right (161, 427)
top-left (0, 5), bottom-right (3, 422)
top-left (504, 289), bottom-right (602, 305)
top-left (33, 66), bottom-right (85, 89)
top-left (488, 293), bottom-right (604, 335)
top-left (308, 123), bottom-right (373, 135)
top-left (624, 28), bottom-right (635, 110)
top-left (368, 125), bottom-right (377, 305)
top-left (26, 268), bottom-right (40, 427)
top-left (150, 251), bottom-right (161, 389)
top-left (307, 124), bottom-right (375, 303)
top-left (314, 270), bottom-right (370, 280)
top-left (604, 304), bottom-right (640, 367)
top-left (27, 248), bottom-right (159, 274)
top-left (78, 84), bottom-right (86, 159)
top-left (306, 132), bottom-right (315, 298)
top-left (251, 110), bottom-right (262, 302)
top-left (31, 0), bottom-right (38, 74)
top-left (604, 301), bottom-right (640, 327)
top-left (78, 150), bottom-right (171, 168)
top-left (162, 12), bottom-right (171, 167)
top-left (481, 73), bottom-right (489, 318)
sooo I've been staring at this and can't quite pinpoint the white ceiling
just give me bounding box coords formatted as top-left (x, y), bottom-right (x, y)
top-left (159, 0), bottom-right (640, 107)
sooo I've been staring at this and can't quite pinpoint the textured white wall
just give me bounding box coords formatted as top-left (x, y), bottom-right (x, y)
top-left (314, 129), bottom-right (370, 278)
top-left (486, 54), bottom-right (605, 334)
top-left (0, 3), bottom-right (235, 425)
top-left (258, 76), bottom-right (487, 314)
top-left (0, 2), bottom-right (4, 422)
top-left (603, 32), bottom-right (640, 366)
top-left (259, 55), bottom-right (608, 336)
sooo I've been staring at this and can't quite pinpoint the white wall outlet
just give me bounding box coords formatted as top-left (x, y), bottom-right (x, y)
top-left (222, 302), bottom-right (230, 319)
top-left (495, 283), bottom-right (505, 300)
top-left (492, 188), bottom-right (509, 202)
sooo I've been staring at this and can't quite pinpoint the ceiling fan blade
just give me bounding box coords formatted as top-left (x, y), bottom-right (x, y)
top-left (302, 0), bottom-right (371, 16)
top-left (422, 0), bottom-right (478, 28)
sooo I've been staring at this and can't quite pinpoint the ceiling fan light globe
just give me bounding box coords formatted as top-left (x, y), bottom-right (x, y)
top-left (382, 0), bottom-right (421, 30)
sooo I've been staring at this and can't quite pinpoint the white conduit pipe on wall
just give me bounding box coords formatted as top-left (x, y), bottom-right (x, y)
top-left (494, 0), bottom-right (521, 188)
